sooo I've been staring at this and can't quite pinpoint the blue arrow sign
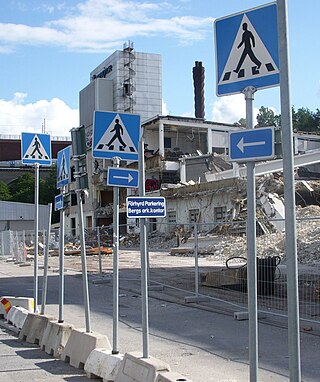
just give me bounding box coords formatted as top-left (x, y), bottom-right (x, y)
top-left (92, 111), bottom-right (141, 161)
top-left (215, 2), bottom-right (279, 96)
top-left (229, 127), bottom-right (274, 162)
top-left (107, 167), bottom-right (139, 188)
top-left (127, 197), bottom-right (166, 218)
top-left (54, 194), bottom-right (63, 211)
top-left (21, 132), bottom-right (52, 166)
top-left (57, 146), bottom-right (71, 189)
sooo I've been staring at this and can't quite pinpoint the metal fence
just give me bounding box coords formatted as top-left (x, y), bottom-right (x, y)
top-left (1, 215), bottom-right (319, 324)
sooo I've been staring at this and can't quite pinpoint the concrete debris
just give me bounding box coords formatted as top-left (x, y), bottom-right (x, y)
top-left (171, 205), bottom-right (320, 266)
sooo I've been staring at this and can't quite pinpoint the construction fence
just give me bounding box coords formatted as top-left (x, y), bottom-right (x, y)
top-left (0, 215), bottom-right (319, 324)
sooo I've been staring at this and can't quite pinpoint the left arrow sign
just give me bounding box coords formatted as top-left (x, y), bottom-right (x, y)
top-left (237, 137), bottom-right (266, 153)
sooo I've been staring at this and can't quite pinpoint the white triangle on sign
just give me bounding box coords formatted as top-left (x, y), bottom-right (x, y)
top-left (93, 114), bottom-right (137, 155)
top-left (219, 14), bottom-right (279, 85)
top-left (24, 134), bottom-right (50, 160)
top-left (58, 153), bottom-right (69, 181)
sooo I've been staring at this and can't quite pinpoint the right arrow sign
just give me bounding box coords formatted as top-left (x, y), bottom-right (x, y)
top-left (107, 167), bottom-right (139, 188)
top-left (229, 127), bottom-right (274, 162)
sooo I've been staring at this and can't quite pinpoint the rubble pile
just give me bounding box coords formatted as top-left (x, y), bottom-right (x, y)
top-left (173, 205), bottom-right (320, 265)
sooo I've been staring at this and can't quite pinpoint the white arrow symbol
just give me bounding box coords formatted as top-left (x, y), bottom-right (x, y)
top-left (237, 137), bottom-right (266, 153)
top-left (113, 173), bottom-right (134, 183)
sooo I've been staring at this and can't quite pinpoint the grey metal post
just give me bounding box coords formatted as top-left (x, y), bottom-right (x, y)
top-left (22, 230), bottom-right (26, 261)
top-left (74, 155), bottom-right (91, 332)
top-left (97, 226), bottom-right (102, 276)
top-left (58, 193), bottom-right (65, 323)
top-left (41, 203), bottom-right (52, 315)
top-left (277, 1), bottom-right (301, 380)
top-left (34, 163), bottom-right (40, 313)
top-left (139, 129), bottom-right (149, 358)
top-left (243, 86), bottom-right (258, 382)
top-left (194, 223), bottom-right (199, 296)
top-left (112, 156), bottom-right (120, 354)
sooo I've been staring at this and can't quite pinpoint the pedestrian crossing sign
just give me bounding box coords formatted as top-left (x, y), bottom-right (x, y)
top-left (57, 145), bottom-right (71, 189)
top-left (92, 111), bottom-right (141, 161)
top-left (21, 132), bottom-right (52, 166)
top-left (214, 2), bottom-right (279, 96)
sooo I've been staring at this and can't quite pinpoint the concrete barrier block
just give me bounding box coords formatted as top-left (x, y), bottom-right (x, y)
top-left (61, 328), bottom-right (112, 369)
top-left (0, 296), bottom-right (34, 318)
top-left (6, 306), bottom-right (29, 330)
top-left (0, 296), bottom-right (14, 318)
top-left (84, 348), bottom-right (123, 380)
top-left (40, 320), bottom-right (74, 358)
top-left (156, 371), bottom-right (193, 382)
top-left (19, 313), bottom-right (55, 345)
top-left (114, 352), bottom-right (171, 382)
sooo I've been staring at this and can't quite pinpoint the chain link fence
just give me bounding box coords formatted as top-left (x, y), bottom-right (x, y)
top-left (1, 215), bottom-right (319, 323)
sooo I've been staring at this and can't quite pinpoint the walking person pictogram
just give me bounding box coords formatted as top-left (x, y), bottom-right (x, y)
top-left (31, 137), bottom-right (43, 158)
top-left (234, 22), bottom-right (261, 75)
top-left (107, 119), bottom-right (127, 150)
top-left (59, 154), bottom-right (68, 180)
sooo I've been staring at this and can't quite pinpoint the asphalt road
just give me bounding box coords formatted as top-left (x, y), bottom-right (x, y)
top-left (0, 257), bottom-right (319, 382)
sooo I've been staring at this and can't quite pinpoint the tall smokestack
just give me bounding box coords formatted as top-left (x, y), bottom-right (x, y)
top-left (193, 61), bottom-right (205, 119)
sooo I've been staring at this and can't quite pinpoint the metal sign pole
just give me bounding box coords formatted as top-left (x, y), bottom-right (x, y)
top-left (194, 223), bottom-right (199, 297)
top-left (33, 162), bottom-right (40, 313)
top-left (139, 131), bottom-right (149, 358)
top-left (112, 156), bottom-right (120, 354)
top-left (58, 188), bottom-right (65, 323)
top-left (40, 203), bottom-right (52, 315)
top-left (74, 155), bottom-right (91, 332)
top-left (243, 86), bottom-right (258, 382)
top-left (97, 226), bottom-right (102, 276)
top-left (277, 1), bottom-right (301, 380)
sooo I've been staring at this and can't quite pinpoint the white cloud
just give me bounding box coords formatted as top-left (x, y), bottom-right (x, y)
top-left (0, 93), bottom-right (78, 137)
top-left (211, 94), bottom-right (260, 125)
top-left (0, 0), bottom-right (214, 52)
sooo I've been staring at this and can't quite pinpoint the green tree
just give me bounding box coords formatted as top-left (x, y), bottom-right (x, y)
top-left (256, 106), bottom-right (280, 127)
top-left (0, 180), bottom-right (12, 201)
top-left (292, 106), bottom-right (318, 132)
top-left (9, 173), bottom-right (35, 203)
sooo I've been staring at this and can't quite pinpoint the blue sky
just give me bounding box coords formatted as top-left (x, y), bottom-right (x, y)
top-left (0, 0), bottom-right (319, 137)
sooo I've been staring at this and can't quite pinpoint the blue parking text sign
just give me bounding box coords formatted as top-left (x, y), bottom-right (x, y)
top-left (127, 197), bottom-right (166, 218)
top-left (229, 127), bottom-right (274, 162)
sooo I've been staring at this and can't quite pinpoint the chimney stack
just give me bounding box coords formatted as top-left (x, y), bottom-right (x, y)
top-left (193, 61), bottom-right (205, 119)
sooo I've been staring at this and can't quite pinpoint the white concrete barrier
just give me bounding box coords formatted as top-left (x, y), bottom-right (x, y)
top-left (114, 352), bottom-right (171, 382)
top-left (0, 296), bottom-right (34, 318)
top-left (84, 348), bottom-right (123, 380)
top-left (61, 328), bottom-right (112, 369)
top-left (0, 296), bottom-right (14, 318)
top-left (6, 306), bottom-right (29, 330)
top-left (40, 320), bottom-right (74, 358)
top-left (19, 313), bottom-right (55, 345)
top-left (156, 371), bottom-right (193, 382)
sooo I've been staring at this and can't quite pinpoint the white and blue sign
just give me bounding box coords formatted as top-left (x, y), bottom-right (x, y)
top-left (21, 132), bottom-right (52, 166)
top-left (127, 197), bottom-right (166, 218)
top-left (54, 194), bottom-right (63, 211)
top-left (215, 2), bottom-right (279, 96)
top-left (57, 146), bottom-right (71, 189)
top-left (92, 111), bottom-right (141, 161)
top-left (229, 127), bottom-right (274, 162)
top-left (107, 167), bottom-right (139, 188)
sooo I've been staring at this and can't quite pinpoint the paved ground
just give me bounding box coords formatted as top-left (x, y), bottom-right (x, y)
top-left (0, 252), bottom-right (319, 381)
top-left (0, 326), bottom-right (92, 382)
